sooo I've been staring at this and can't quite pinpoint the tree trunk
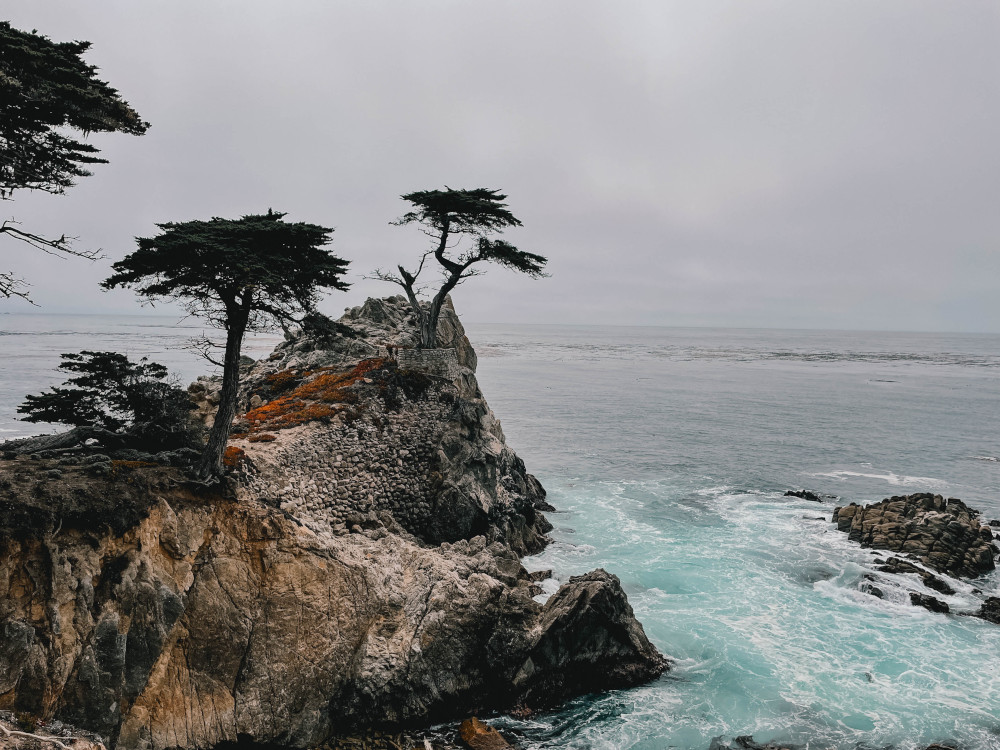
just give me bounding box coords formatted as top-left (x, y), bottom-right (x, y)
top-left (423, 298), bottom-right (440, 349)
top-left (197, 316), bottom-right (246, 479)
top-left (397, 269), bottom-right (431, 349)
top-left (425, 273), bottom-right (461, 349)
top-left (5, 426), bottom-right (128, 455)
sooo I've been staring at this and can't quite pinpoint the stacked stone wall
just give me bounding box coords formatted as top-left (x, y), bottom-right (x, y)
top-left (240, 389), bottom-right (453, 537)
top-left (397, 348), bottom-right (459, 379)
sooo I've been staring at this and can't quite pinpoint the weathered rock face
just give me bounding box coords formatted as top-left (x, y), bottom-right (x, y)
top-left (228, 295), bottom-right (552, 557)
top-left (832, 493), bottom-right (997, 578)
top-left (509, 570), bottom-right (668, 708)
top-left (0, 477), bottom-right (665, 749)
top-left (0, 297), bottom-right (668, 749)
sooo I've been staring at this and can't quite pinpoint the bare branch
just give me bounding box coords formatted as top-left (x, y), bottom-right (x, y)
top-left (1, 218), bottom-right (98, 259)
top-left (0, 219), bottom-right (103, 303)
top-left (457, 268), bottom-right (485, 281)
top-left (365, 268), bottom-right (407, 286)
top-left (183, 335), bottom-right (225, 368)
top-left (414, 248), bottom-right (433, 277)
top-left (0, 270), bottom-right (35, 303)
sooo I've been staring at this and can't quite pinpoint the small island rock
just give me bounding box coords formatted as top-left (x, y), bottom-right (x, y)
top-left (832, 493), bottom-right (996, 578)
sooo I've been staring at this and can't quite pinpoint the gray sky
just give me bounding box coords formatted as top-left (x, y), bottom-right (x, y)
top-left (3, 1), bottom-right (999, 332)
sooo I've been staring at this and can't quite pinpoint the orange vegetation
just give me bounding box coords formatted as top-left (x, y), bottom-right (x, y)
top-left (264, 369), bottom-right (304, 394)
top-left (237, 358), bottom-right (386, 437)
top-left (223, 446), bottom-right (247, 468)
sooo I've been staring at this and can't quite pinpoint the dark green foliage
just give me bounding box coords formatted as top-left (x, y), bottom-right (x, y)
top-left (0, 21), bottom-right (148, 199)
top-left (17, 351), bottom-right (196, 451)
top-left (301, 310), bottom-right (359, 348)
top-left (396, 187), bottom-right (523, 235)
top-left (375, 187), bottom-right (547, 348)
top-left (103, 210), bottom-right (350, 478)
top-left (369, 362), bottom-right (436, 411)
top-left (394, 188), bottom-right (547, 279)
top-left (102, 210), bottom-right (348, 328)
top-left (0, 21), bottom-right (148, 300)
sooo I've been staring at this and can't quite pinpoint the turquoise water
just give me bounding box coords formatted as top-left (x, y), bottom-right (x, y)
top-left (465, 323), bottom-right (1000, 750)
top-left (2, 315), bottom-right (999, 749)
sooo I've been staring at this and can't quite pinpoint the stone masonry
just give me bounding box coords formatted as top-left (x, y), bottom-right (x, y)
top-left (237, 386), bottom-right (452, 538)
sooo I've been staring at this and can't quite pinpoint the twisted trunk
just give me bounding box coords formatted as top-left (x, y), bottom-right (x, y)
top-left (197, 309), bottom-right (247, 479)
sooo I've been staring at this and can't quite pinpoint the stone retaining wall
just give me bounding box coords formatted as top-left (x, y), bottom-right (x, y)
top-left (397, 348), bottom-right (460, 379)
top-left (239, 389), bottom-right (452, 537)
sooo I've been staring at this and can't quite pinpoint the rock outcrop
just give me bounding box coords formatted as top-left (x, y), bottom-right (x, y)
top-left (0, 297), bottom-right (667, 749)
top-left (832, 493), bottom-right (997, 578)
top-left (0, 464), bottom-right (665, 749)
top-left (458, 717), bottom-right (513, 750)
top-left (201, 295), bottom-right (553, 557)
top-left (976, 597), bottom-right (1000, 624)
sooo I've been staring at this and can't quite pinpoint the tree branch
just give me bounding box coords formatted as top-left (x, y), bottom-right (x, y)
top-left (1, 218), bottom-right (97, 259)
top-left (366, 268), bottom-right (407, 287)
top-left (0, 720), bottom-right (94, 750)
top-left (2, 425), bottom-right (129, 455)
top-left (183, 335), bottom-right (225, 368)
top-left (0, 270), bottom-right (34, 302)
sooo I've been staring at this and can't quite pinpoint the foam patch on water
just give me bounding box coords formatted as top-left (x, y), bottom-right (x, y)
top-left (519, 479), bottom-right (1000, 750)
top-left (810, 469), bottom-right (949, 489)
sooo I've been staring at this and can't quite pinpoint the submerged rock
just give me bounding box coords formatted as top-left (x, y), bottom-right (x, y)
top-left (975, 597), bottom-right (1000, 624)
top-left (875, 556), bottom-right (955, 595)
top-left (832, 493), bottom-right (996, 578)
top-left (784, 489), bottom-right (822, 502)
top-left (709, 736), bottom-right (802, 750)
top-left (709, 737), bottom-right (957, 750)
top-left (909, 592), bottom-right (950, 614)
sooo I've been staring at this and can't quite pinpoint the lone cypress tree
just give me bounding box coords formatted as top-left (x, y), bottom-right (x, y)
top-left (103, 210), bottom-right (350, 479)
top-left (0, 21), bottom-right (148, 300)
top-left (372, 188), bottom-right (547, 349)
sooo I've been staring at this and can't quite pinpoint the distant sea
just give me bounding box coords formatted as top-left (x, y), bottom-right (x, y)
top-left (4, 314), bottom-right (1000, 750)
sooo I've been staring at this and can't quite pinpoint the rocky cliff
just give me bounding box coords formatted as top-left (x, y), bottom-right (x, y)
top-left (0, 297), bottom-right (668, 749)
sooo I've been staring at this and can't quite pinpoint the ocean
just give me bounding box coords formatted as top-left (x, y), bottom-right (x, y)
top-left (3, 314), bottom-right (1000, 750)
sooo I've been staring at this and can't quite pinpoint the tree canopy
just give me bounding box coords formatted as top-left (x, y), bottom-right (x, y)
top-left (103, 210), bottom-right (350, 478)
top-left (374, 187), bottom-right (547, 348)
top-left (0, 21), bottom-right (148, 300)
top-left (18, 351), bottom-right (196, 452)
top-left (104, 210), bottom-right (348, 328)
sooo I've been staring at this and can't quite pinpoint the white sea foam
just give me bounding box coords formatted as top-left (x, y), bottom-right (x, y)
top-left (810, 470), bottom-right (948, 489)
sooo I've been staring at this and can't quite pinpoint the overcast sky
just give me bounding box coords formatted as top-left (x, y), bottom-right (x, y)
top-left (3, 1), bottom-right (999, 332)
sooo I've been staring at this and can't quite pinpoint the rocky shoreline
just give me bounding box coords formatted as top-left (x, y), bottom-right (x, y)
top-left (0, 298), bottom-right (667, 750)
top-left (2, 300), bottom-right (999, 750)
top-left (832, 492), bottom-right (1000, 621)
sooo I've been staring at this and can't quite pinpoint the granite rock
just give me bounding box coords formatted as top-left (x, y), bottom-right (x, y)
top-left (832, 493), bottom-right (996, 578)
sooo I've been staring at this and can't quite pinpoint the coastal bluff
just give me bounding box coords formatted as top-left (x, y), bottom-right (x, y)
top-left (0, 297), bottom-right (667, 749)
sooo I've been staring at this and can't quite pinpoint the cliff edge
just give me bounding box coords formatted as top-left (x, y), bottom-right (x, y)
top-left (0, 298), bottom-right (667, 749)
